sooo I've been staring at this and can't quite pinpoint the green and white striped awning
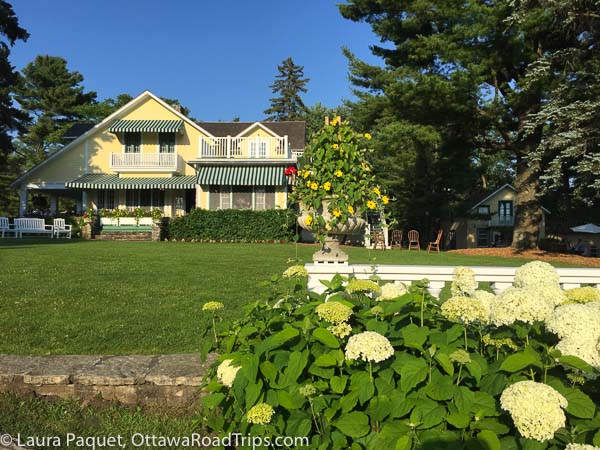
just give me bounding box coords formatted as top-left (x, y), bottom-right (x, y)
top-left (66, 174), bottom-right (196, 189)
top-left (197, 165), bottom-right (287, 186)
top-left (108, 120), bottom-right (184, 133)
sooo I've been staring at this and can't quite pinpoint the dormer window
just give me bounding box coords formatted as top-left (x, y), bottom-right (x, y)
top-left (124, 132), bottom-right (141, 153)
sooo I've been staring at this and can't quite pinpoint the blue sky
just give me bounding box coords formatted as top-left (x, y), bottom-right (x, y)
top-left (10, 0), bottom-right (381, 121)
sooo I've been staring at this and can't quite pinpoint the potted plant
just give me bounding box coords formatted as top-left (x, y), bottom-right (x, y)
top-left (289, 117), bottom-right (390, 262)
top-left (133, 207), bottom-right (144, 226)
top-left (151, 208), bottom-right (163, 224)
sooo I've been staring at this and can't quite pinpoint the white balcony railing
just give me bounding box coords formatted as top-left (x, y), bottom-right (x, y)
top-left (489, 215), bottom-right (514, 227)
top-left (199, 136), bottom-right (293, 159)
top-left (110, 153), bottom-right (179, 171)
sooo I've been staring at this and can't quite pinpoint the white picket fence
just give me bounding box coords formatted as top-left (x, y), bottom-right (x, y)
top-left (305, 263), bottom-right (600, 297)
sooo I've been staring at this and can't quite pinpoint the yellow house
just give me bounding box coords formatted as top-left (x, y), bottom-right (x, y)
top-left (11, 91), bottom-right (305, 217)
top-left (449, 184), bottom-right (549, 248)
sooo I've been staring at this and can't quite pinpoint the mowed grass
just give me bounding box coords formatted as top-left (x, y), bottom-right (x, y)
top-left (0, 239), bottom-right (576, 355)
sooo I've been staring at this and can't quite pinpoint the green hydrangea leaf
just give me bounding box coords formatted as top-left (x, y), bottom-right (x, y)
top-left (435, 352), bottom-right (455, 376)
top-left (330, 375), bottom-right (348, 394)
top-left (424, 372), bottom-right (454, 400)
top-left (314, 352), bottom-right (338, 367)
top-left (477, 430), bottom-right (501, 450)
top-left (563, 389), bottom-right (596, 419)
top-left (401, 324), bottom-right (429, 350)
top-left (256, 328), bottom-right (299, 355)
top-left (313, 327), bottom-right (340, 348)
top-left (366, 395), bottom-right (392, 421)
top-left (499, 350), bottom-right (541, 373)
top-left (400, 358), bottom-right (428, 392)
top-left (446, 412), bottom-right (471, 428)
top-left (333, 411), bottom-right (371, 438)
top-left (202, 392), bottom-right (226, 409)
top-left (558, 355), bottom-right (595, 374)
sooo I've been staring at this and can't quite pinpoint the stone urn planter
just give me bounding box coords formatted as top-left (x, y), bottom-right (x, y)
top-left (298, 201), bottom-right (366, 263)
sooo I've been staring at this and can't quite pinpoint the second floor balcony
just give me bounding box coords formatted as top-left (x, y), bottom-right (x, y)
top-left (199, 136), bottom-right (301, 160)
top-left (110, 152), bottom-right (180, 172)
top-left (489, 214), bottom-right (514, 227)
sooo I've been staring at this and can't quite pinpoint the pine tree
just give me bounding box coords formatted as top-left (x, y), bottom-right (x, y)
top-left (14, 55), bottom-right (97, 165)
top-left (264, 57), bottom-right (309, 121)
top-left (0, 0), bottom-right (28, 215)
top-left (339, 0), bottom-right (589, 249)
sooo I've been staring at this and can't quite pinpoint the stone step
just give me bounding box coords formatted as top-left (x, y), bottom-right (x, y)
top-left (95, 232), bottom-right (153, 241)
top-left (0, 353), bottom-right (217, 406)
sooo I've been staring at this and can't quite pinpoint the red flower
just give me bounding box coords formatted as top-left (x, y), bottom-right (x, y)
top-left (284, 166), bottom-right (297, 176)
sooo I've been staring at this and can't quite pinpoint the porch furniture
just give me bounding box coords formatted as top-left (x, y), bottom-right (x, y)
top-left (391, 230), bottom-right (403, 249)
top-left (427, 229), bottom-right (443, 253)
top-left (0, 217), bottom-right (16, 238)
top-left (53, 218), bottom-right (72, 239)
top-left (407, 229), bottom-right (420, 251)
top-left (14, 218), bottom-right (53, 238)
top-left (372, 228), bottom-right (386, 250)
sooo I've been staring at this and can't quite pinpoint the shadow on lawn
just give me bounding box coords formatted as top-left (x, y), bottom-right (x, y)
top-left (0, 238), bottom-right (90, 247)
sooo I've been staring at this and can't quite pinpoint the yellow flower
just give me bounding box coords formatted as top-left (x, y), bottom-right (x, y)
top-left (373, 187), bottom-right (381, 196)
top-left (367, 200), bottom-right (376, 210)
top-left (303, 170), bottom-right (310, 179)
top-left (364, 133), bottom-right (372, 140)
top-left (306, 179), bottom-right (311, 186)
top-left (323, 181), bottom-right (331, 191)
top-left (332, 144), bottom-right (339, 149)
top-left (334, 169), bottom-right (343, 177)
top-left (202, 301), bottom-right (224, 312)
top-left (247, 403), bottom-right (275, 425)
top-left (347, 205), bottom-right (355, 214)
top-left (331, 117), bottom-right (340, 126)
top-left (361, 162), bottom-right (371, 172)
top-left (305, 215), bottom-right (313, 226)
top-left (382, 195), bottom-right (389, 205)
top-left (310, 182), bottom-right (319, 190)
top-left (332, 208), bottom-right (342, 217)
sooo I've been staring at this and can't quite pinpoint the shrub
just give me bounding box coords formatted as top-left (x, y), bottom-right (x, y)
top-left (200, 263), bottom-right (599, 449)
top-left (166, 208), bottom-right (296, 242)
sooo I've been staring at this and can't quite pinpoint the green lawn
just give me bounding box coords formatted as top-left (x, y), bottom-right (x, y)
top-left (0, 239), bottom-right (576, 355)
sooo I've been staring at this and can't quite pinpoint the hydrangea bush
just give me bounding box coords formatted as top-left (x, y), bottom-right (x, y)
top-left (200, 263), bottom-right (600, 449)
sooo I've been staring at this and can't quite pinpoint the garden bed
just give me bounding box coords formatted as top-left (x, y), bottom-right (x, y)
top-left (449, 248), bottom-right (600, 268)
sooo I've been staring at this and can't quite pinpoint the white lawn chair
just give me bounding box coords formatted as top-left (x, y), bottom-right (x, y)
top-left (53, 218), bottom-right (72, 239)
top-left (0, 217), bottom-right (16, 237)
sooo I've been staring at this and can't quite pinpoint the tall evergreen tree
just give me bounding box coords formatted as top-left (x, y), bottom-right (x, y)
top-left (14, 55), bottom-right (97, 165)
top-left (264, 57), bottom-right (309, 121)
top-left (0, 0), bottom-right (28, 215)
top-left (339, 0), bottom-right (583, 249)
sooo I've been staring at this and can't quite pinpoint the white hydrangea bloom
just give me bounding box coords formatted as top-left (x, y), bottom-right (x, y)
top-left (376, 282), bottom-right (407, 301)
top-left (441, 295), bottom-right (489, 325)
top-left (556, 338), bottom-right (600, 371)
top-left (217, 359), bottom-right (241, 388)
top-left (344, 331), bottom-right (394, 363)
top-left (473, 290), bottom-right (495, 315)
top-left (451, 267), bottom-right (478, 297)
top-left (535, 285), bottom-right (567, 306)
top-left (565, 444), bottom-right (600, 450)
top-left (513, 261), bottom-right (560, 289)
top-left (500, 381), bottom-right (568, 442)
top-left (490, 287), bottom-right (554, 326)
top-left (546, 302), bottom-right (600, 341)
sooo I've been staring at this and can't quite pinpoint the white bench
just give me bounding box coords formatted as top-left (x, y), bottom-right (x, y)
top-left (0, 217), bottom-right (16, 238)
top-left (14, 218), bottom-right (54, 238)
top-left (53, 218), bottom-right (72, 239)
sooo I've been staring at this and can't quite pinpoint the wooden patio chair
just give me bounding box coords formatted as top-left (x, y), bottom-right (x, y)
top-left (427, 229), bottom-right (443, 253)
top-left (407, 229), bottom-right (420, 251)
top-left (391, 230), bottom-right (403, 249)
top-left (372, 228), bottom-right (386, 250)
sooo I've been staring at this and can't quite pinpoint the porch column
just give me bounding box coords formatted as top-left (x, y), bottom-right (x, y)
top-left (82, 191), bottom-right (89, 212)
top-left (49, 194), bottom-right (58, 215)
top-left (19, 188), bottom-right (28, 216)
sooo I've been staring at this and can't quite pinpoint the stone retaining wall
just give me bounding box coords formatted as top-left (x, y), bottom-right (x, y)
top-left (0, 353), bottom-right (217, 406)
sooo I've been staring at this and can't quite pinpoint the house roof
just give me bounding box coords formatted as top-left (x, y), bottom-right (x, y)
top-left (471, 183), bottom-right (551, 214)
top-left (196, 121), bottom-right (306, 150)
top-left (11, 91), bottom-right (214, 188)
top-left (63, 123), bottom-right (95, 140)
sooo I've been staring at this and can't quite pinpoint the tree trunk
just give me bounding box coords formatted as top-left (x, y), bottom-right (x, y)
top-left (512, 154), bottom-right (542, 250)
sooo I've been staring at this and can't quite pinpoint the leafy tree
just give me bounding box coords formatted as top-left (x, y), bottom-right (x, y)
top-left (264, 57), bottom-right (309, 121)
top-left (14, 55), bottom-right (97, 165)
top-left (339, 0), bottom-right (588, 249)
top-left (0, 0), bottom-right (28, 216)
top-left (302, 102), bottom-right (350, 141)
